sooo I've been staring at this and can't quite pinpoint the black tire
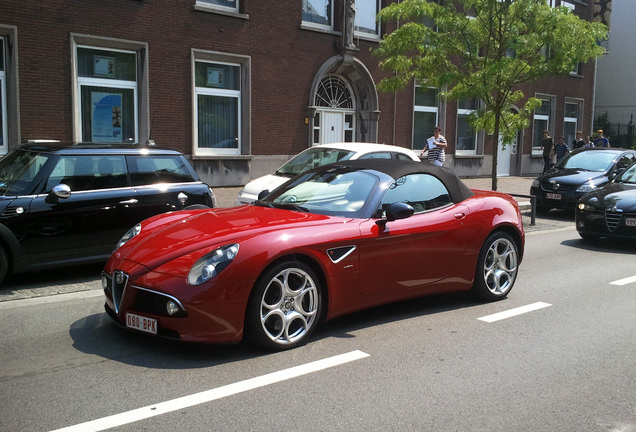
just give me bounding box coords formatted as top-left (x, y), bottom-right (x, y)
top-left (472, 232), bottom-right (519, 301)
top-left (245, 261), bottom-right (322, 351)
top-left (0, 245), bottom-right (8, 286)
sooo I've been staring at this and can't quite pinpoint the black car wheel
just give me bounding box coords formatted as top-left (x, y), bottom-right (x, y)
top-left (472, 232), bottom-right (519, 301)
top-left (0, 245), bottom-right (9, 286)
top-left (246, 261), bottom-right (322, 351)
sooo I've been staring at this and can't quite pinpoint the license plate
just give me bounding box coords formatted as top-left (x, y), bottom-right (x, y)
top-left (126, 313), bottom-right (157, 335)
top-left (546, 193), bottom-right (562, 200)
top-left (626, 218), bottom-right (636, 227)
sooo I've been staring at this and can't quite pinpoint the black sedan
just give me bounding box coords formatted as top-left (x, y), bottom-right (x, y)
top-left (576, 160), bottom-right (636, 241)
top-left (530, 148), bottom-right (636, 212)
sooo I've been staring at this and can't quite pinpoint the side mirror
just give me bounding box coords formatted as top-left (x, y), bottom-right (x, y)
top-left (46, 184), bottom-right (71, 204)
top-left (377, 202), bottom-right (414, 225)
top-left (257, 189), bottom-right (270, 201)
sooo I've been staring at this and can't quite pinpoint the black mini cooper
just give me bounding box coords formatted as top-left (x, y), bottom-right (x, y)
top-left (0, 143), bottom-right (216, 285)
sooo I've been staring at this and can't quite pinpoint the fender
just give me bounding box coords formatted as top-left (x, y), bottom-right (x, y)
top-left (0, 222), bottom-right (27, 272)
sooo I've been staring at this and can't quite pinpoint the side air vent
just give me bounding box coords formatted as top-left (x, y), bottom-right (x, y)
top-left (327, 246), bottom-right (356, 263)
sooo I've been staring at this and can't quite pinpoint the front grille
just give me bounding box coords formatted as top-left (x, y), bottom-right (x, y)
top-left (605, 209), bottom-right (623, 231)
top-left (111, 271), bottom-right (128, 313)
top-left (541, 182), bottom-right (575, 193)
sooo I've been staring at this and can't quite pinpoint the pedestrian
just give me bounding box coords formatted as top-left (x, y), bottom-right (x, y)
top-left (594, 129), bottom-right (610, 147)
top-left (584, 135), bottom-right (594, 148)
top-left (573, 131), bottom-right (586, 149)
top-left (554, 136), bottom-right (570, 162)
top-left (420, 126), bottom-right (447, 166)
top-left (540, 130), bottom-right (554, 173)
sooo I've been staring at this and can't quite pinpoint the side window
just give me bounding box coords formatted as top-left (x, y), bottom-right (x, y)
top-left (618, 154), bottom-right (635, 170)
top-left (395, 153), bottom-right (415, 161)
top-left (380, 174), bottom-right (452, 215)
top-left (49, 155), bottom-right (127, 192)
top-left (359, 152), bottom-right (392, 159)
top-left (127, 156), bottom-right (196, 186)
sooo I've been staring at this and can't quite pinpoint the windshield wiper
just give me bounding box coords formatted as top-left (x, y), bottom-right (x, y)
top-left (272, 202), bottom-right (309, 212)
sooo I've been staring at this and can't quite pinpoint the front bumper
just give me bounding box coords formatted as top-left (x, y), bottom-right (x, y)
top-left (576, 208), bottom-right (636, 239)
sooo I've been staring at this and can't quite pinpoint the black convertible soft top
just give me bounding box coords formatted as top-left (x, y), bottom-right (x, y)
top-left (321, 158), bottom-right (475, 203)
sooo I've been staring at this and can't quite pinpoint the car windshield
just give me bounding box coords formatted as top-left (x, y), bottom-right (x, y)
top-left (556, 151), bottom-right (617, 172)
top-left (259, 169), bottom-right (378, 218)
top-left (276, 148), bottom-right (356, 176)
top-left (617, 163), bottom-right (636, 184)
top-left (0, 149), bottom-right (52, 196)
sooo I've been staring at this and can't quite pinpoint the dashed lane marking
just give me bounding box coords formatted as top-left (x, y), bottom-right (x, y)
top-left (49, 350), bottom-right (370, 432)
top-left (610, 275), bottom-right (636, 286)
top-left (478, 302), bottom-right (552, 323)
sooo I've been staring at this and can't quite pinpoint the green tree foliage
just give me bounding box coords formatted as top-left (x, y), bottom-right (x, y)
top-left (374, 0), bottom-right (607, 189)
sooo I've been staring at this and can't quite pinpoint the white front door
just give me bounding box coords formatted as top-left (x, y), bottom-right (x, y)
top-left (497, 134), bottom-right (512, 177)
top-left (323, 111), bottom-right (344, 144)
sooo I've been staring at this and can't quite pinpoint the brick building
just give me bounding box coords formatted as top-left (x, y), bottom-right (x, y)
top-left (0, 0), bottom-right (599, 186)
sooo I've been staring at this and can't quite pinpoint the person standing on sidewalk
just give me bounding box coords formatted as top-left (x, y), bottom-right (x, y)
top-left (573, 131), bottom-right (586, 149)
top-left (420, 126), bottom-right (447, 166)
top-left (540, 130), bottom-right (554, 172)
top-left (554, 136), bottom-right (570, 162)
top-left (594, 129), bottom-right (610, 147)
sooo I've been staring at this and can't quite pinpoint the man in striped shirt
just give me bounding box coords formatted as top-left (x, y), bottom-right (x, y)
top-left (420, 126), bottom-right (447, 166)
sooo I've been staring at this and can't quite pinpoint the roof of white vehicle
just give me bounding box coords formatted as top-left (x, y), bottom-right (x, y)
top-left (314, 142), bottom-right (417, 156)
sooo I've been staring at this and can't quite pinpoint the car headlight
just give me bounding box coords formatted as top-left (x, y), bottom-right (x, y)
top-left (116, 223), bottom-right (142, 250)
top-left (577, 197), bottom-right (599, 212)
top-left (576, 183), bottom-right (597, 193)
top-left (187, 243), bottom-right (239, 286)
top-left (532, 179), bottom-right (540, 188)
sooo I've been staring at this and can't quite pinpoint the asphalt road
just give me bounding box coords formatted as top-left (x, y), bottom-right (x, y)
top-left (2, 226), bottom-right (636, 431)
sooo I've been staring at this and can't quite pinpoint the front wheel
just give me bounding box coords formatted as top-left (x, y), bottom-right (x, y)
top-left (0, 245), bottom-right (8, 286)
top-left (246, 261), bottom-right (322, 351)
top-left (472, 232), bottom-right (519, 301)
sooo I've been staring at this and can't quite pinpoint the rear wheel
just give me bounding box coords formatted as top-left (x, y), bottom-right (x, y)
top-left (472, 232), bottom-right (519, 301)
top-left (246, 261), bottom-right (322, 351)
top-left (0, 245), bottom-right (9, 286)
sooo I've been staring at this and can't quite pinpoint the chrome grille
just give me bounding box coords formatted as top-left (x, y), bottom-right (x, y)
top-left (605, 209), bottom-right (623, 232)
top-left (112, 271), bottom-right (129, 314)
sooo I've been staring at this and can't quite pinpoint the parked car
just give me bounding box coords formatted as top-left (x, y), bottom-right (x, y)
top-left (103, 159), bottom-right (524, 351)
top-left (576, 159), bottom-right (636, 241)
top-left (530, 148), bottom-right (636, 212)
top-left (0, 142), bottom-right (215, 285)
top-left (235, 142), bottom-right (421, 205)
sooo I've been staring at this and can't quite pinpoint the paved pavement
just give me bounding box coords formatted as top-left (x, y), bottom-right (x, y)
top-left (0, 175), bottom-right (575, 303)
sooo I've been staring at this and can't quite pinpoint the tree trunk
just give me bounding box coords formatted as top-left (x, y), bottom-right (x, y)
top-left (491, 112), bottom-right (500, 191)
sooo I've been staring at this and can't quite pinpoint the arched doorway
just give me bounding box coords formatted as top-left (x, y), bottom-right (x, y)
top-left (313, 75), bottom-right (356, 144)
top-left (308, 55), bottom-right (380, 146)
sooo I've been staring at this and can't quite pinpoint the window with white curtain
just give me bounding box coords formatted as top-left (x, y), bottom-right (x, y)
top-left (194, 61), bottom-right (241, 156)
top-left (196, 0), bottom-right (238, 13)
top-left (532, 98), bottom-right (554, 154)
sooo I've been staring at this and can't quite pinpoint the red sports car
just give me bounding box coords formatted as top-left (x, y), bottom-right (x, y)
top-left (103, 159), bottom-right (524, 350)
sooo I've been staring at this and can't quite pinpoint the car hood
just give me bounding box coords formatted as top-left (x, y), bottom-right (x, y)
top-left (593, 182), bottom-right (636, 212)
top-left (539, 168), bottom-right (607, 186)
top-left (239, 174), bottom-right (288, 200)
top-left (114, 205), bottom-right (344, 271)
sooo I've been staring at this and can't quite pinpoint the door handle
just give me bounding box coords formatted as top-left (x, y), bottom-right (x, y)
top-left (454, 212), bottom-right (466, 219)
top-left (119, 199), bottom-right (139, 205)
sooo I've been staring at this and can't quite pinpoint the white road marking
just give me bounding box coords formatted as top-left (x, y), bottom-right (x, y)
top-left (610, 275), bottom-right (636, 286)
top-left (49, 350), bottom-right (370, 432)
top-left (478, 302), bottom-right (552, 323)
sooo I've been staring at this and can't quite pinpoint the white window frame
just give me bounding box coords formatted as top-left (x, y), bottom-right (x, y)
top-left (413, 85), bottom-right (439, 151)
top-left (0, 36), bottom-right (7, 154)
top-left (355, 0), bottom-right (381, 39)
top-left (192, 50), bottom-right (250, 158)
top-left (74, 44), bottom-right (139, 144)
top-left (301, 0), bottom-right (333, 31)
top-left (456, 98), bottom-right (479, 155)
top-left (195, 0), bottom-right (240, 15)
top-left (532, 95), bottom-right (556, 155)
top-left (563, 99), bottom-right (582, 146)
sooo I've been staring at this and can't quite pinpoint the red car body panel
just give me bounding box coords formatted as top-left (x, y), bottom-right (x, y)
top-left (103, 186), bottom-right (524, 344)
